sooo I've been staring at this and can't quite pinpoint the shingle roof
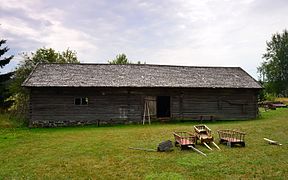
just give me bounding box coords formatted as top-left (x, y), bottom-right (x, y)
top-left (22, 63), bottom-right (262, 89)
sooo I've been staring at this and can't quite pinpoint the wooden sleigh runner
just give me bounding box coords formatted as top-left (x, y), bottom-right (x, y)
top-left (194, 125), bottom-right (221, 150)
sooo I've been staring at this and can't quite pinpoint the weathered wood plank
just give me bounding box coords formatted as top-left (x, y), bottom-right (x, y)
top-left (29, 87), bottom-right (259, 127)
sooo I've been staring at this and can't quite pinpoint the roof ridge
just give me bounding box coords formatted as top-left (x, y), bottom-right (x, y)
top-left (38, 62), bottom-right (241, 69)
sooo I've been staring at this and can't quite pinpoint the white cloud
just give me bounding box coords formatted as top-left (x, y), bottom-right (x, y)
top-left (0, 0), bottom-right (99, 63)
top-left (1, 0), bottom-right (41, 10)
top-left (1, 0), bottom-right (288, 78)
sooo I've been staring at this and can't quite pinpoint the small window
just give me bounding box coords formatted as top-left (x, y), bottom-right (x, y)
top-left (82, 97), bottom-right (88, 105)
top-left (74, 97), bottom-right (89, 105)
top-left (75, 98), bottom-right (81, 105)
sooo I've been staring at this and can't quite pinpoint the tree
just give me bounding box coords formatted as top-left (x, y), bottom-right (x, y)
top-left (258, 29), bottom-right (288, 97)
top-left (108, 53), bottom-right (145, 64)
top-left (108, 53), bottom-right (130, 64)
top-left (0, 39), bottom-right (14, 68)
top-left (0, 39), bottom-right (14, 110)
top-left (8, 47), bottom-right (79, 118)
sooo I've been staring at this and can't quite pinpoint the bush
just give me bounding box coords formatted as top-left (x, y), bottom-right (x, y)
top-left (264, 93), bottom-right (277, 102)
top-left (0, 113), bottom-right (27, 128)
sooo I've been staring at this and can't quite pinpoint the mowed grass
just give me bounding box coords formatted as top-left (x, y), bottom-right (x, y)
top-left (0, 109), bottom-right (288, 179)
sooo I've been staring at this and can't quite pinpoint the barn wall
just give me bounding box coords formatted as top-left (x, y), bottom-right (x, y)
top-left (172, 88), bottom-right (258, 120)
top-left (29, 88), bottom-right (142, 127)
top-left (29, 87), bottom-right (259, 127)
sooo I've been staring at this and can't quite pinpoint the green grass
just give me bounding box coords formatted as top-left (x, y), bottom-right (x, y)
top-left (0, 109), bottom-right (288, 179)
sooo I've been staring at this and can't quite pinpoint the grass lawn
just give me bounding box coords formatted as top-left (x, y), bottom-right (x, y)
top-left (0, 109), bottom-right (287, 179)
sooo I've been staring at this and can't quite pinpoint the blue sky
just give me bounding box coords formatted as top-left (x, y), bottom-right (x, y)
top-left (1, 0), bottom-right (288, 79)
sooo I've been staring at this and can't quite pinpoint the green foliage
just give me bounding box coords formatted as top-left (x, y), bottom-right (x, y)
top-left (258, 82), bottom-right (276, 102)
top-left (0, 109), bottom-right (287, 179)
top-left (0, 39), bottom-right (14, 111)
top-left (28, 48), bottom-right (79, 64)
top-left (0, 113), bottom-right (26, 128)
top-left (0, 39), bottom-right (14, 69)
top-left (258, 29), bottom-right (288, 97)
top-left (108, 53), bottom-right (130, 64)
top-left (108, 53), bottom-right (146, 64)
top-left (8, 47), bottom-right (79, 118)
top-left (6, 93), bottom-right (30, 119)
top-left (264, 93), bottom-right (277, 102)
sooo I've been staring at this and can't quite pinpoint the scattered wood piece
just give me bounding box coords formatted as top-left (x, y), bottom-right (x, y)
top-left (129, 140), bottom-right (174, 152)
top-left (128, 147), bottom-right (157, 152)
top-left (264, 138), bottom-right (282, 146)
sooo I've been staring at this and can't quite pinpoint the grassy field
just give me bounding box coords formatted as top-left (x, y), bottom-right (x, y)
top-left (0, 109), bottom-right (287, 179)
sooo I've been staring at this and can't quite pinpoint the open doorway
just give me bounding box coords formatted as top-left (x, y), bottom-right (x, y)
top-left (157, 96), bottom-right (170, 118)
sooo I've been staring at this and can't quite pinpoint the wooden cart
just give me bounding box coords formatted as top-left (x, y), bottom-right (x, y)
top-left (173, 132), bottom-right (207, 156)
top-left (217, 129), bottom-right (246, 147)
top-left (173, 132), bottom-right (196, 150)
top-left (194, 124), bottom-right (220, 150)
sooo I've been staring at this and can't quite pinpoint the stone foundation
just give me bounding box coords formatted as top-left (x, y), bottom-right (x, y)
top-left (29, 119), bottom-right (138, 128)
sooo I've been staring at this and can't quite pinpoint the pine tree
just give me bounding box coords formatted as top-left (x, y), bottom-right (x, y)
top-left (0, 39), bottom-right (14, 110)
top-left (0, 39), bottom-right (14, 69)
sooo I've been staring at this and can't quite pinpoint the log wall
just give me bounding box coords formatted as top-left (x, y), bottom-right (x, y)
top-left (29, 87), bottom-right (259, 127)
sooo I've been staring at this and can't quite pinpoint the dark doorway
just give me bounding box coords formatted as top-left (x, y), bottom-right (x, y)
top-left (157, 96), bottom-right (170, 118)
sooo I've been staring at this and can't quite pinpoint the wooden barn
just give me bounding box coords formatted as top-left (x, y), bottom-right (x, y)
top-left (22, 63), bottom-right (262, 127)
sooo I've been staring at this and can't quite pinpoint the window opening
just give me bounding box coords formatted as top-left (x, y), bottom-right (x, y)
top-left (74, 97), bottom-right (89, 105)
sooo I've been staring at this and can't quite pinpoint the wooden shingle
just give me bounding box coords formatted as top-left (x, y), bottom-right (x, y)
top-left (22, 63), bottom-right (262, 89)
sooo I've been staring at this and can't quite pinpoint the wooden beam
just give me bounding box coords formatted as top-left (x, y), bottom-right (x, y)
top-left (264, 138), bottom-right (282, 146)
